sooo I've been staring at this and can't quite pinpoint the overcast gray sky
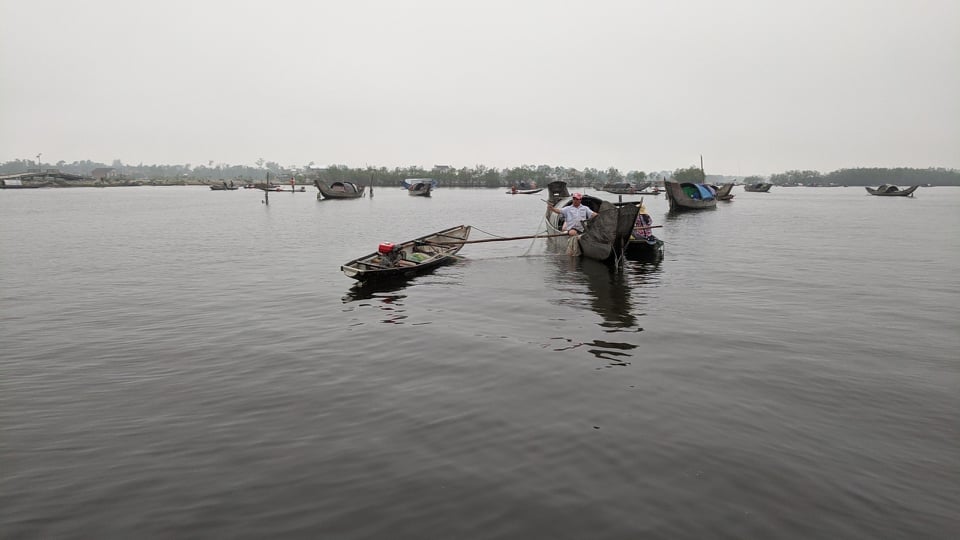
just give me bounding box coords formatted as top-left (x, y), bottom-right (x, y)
top-left (2, 0), bottom-right (957, 175)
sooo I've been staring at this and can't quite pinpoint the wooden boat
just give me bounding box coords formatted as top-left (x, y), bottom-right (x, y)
top-left (341, 225), bottom-right (471, 282)
top-left (400, 178), bottom-right (440, 193)
top-left (711, 183), bottom-right (735, 201)
top-left (506, 187), bottom-right (544, 195)
top-left (407, 183), bottom-right (432, 196)
top-left (545, 187), bottom-right (640, 263)
top-left (664, 180), bottom-right (717, 211)
top-left (209, 181), bottom-right (238, 191)
top-left (865, 184), bottom-right (919, 197)
top-left (744, 182), bottom-right (772, 192)
top-left (625, 236), bottom-right (664, 262)
top-left (402, 178), bottom-right (437, 197)
top-left (315, 180), bottom-right (365, 199)
top-left (600, 182), bottom-right (635, 195)
top-left (546, 180), bottom-right (570, 204)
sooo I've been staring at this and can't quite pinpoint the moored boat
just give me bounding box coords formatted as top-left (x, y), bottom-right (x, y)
top-left (601, 182), bottom-right (650, 195)
top-left (403, 178), bottom-right (437, 197)
top-left (506, 187), bottom-right (544, 195)
top-left (315, 180), bottom-right (365, 199)
top-left (663, 180), bottom-right (717, 211)
top-left (865, 184), bottom-right (919, 197)
top-left (209, 181), bottom-right (238, 191)
top-left (744, 183), bottom-right (773, 192)
top-left (712, 183), bottom-right (735, 201)
top-left (341, 224), bottom-right (471, 282)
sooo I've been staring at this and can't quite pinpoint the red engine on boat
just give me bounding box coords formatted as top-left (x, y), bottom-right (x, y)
top-left (378, 242), bottom-right (395, 255)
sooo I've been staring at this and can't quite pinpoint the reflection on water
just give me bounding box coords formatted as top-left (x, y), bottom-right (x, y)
top-left (584, 339), bottom-right (636, 366)
top-left (546, 256), bottom-right (656, 365)
top-left (341, 281), bottom-right (408, 324)
top-left (341, 279), bottom-right (409, 303)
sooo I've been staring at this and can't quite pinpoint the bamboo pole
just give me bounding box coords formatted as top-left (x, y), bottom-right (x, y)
top-left (425, 232), bottom-right (571, 245)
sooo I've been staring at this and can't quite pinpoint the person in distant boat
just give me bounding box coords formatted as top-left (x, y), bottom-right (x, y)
top-left (631, 204), bottom-right (654, 239)
top-left (547, 192), bottom-right (596, 235)
top-left (511, 185), bottom-right (518, 194)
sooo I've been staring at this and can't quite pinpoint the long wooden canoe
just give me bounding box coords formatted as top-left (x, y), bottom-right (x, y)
top-left (341, 225), bottom-right (471, 282)
top-left (865, 185), bottom-right (918, 197)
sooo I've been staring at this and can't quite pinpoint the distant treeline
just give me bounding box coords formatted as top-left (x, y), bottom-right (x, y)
top-left (0, 159), bottom-right (653, 187)
top-left (1, 159), bottom-right (957, 187)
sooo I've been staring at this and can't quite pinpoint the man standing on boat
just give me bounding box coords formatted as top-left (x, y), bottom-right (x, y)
top-left (547, 192), bottom-right (596, 235)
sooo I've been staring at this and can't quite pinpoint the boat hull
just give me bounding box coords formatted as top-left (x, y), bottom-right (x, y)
top-left (664, 181), bottom-right (717, 211)
top-left (865, 185), bottom-right (918, 197)
top-left (316, 180), bottom-right (365, 199)
top-left (408, 185), bottom-right (432, 196)
top-left (624, 237), bottom-right (664, 262)
top-left (712, 183), bottom-right (735, 200)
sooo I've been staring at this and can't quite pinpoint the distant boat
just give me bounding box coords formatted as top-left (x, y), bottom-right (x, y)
top-left (341, 224), bottom-right (471, 282)
top-left (403, 178), bottom-right (437, 197)
top-left (711, 183), bottom-right (735, 201)
top-left (209, 181), bottom-right (238, 191)
top-left (744, 183), bottom-right (773, 192)
top-left (600, 182), bottom-right (650, 195)
top-left (252, 183), bottom-right (283, 191)
top-left (315, 180), bottom-right (365, 199)
top-left (865, 184), bottom-right (919, 197)
top-left (663, 180), bottom-right (717, 211)
top-left (0, 178), bottom-right (41, 189)
top-left (507, 187), bottom-right (544, 195)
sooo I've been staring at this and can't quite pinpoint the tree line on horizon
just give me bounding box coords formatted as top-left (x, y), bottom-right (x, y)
top-left (1, 159), bottom-right (957, 187)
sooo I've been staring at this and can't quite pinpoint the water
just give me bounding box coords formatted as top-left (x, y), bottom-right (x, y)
top-left (2, 186), bottom-right (958, 539)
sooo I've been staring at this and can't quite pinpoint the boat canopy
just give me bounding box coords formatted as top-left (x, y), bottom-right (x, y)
top-left (681, 183), bottom-right (716, 200)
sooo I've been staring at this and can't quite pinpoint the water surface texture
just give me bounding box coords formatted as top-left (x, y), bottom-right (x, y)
top-left (2, 186), bottom-right (958, 539)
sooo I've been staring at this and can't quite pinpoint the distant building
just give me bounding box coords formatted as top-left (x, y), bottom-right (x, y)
top-left (433, 165), bottom-right (452, 173)
top-left (91, 167), bottom-right (117, 180)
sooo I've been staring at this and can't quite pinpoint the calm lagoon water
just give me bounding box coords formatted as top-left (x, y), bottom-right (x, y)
top-left (2, 185), bottom-right (958, 539)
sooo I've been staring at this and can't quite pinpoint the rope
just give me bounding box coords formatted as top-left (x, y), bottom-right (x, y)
top-left (521, 214), bottom-right (548, 257)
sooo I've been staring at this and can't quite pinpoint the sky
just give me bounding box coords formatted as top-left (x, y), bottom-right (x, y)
top-left (1, 0), bottom-right (958, 176)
